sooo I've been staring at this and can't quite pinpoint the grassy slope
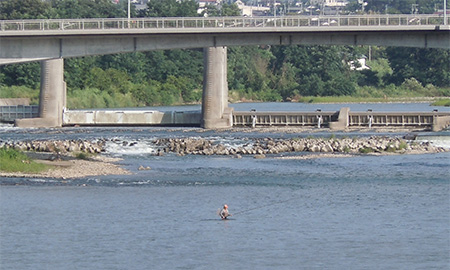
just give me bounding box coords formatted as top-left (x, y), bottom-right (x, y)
top-left (0, 147), bottom-right (48, 173)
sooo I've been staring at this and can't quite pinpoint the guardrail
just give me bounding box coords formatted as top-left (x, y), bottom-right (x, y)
top-left (0, 14), bottom-right (447, 32)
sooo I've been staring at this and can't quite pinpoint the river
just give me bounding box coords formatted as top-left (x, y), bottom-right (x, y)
top-left (1, 103), bottom-right (449, 269)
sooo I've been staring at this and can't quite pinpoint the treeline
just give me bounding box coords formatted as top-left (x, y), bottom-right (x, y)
top-left (0, 0), bottom-right (449, 109)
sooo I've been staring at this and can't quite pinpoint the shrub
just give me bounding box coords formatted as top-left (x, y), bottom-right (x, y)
top-left (359, 147), bottom-right (374, 154)
top-left (432, 99), bottom-right (450, 107)
top-left (75, 152), bottom-right (90, 160)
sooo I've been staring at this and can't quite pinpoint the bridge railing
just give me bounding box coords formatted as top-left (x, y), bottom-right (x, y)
top-left (0, 14), bottom-right (447, 32)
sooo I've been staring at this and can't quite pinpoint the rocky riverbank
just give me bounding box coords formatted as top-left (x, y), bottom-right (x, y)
top-left (0, 139), bottom-right (105, 154)
top-left (0, 154), bottom-right (131, 179)
top-left (0, 135), bottom-right (447, 179)
top-left (0, 139), bottom-right (131, 179)
top-left (154, 136), bottom-right (448, 157)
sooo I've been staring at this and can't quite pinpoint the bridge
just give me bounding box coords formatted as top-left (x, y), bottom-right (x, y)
top-left (1, 14), bottom-right (449, 128)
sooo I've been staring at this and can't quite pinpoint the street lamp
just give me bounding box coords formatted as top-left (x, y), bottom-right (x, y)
top-left (128, 0), bottom-right (131, 20)
top-left (445, 0), bottom-right (448, 25)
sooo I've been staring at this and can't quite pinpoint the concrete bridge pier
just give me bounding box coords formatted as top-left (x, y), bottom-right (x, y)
top-left (201, 46), bottom-right (233, 129)
top-left (15, 58), bottom-right (66, 128)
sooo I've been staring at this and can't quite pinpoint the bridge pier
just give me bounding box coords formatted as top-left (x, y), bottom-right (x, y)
top-left (15, 58), bottom-right (65, 128)
top-left (201, 46), bottom-right (233, 129)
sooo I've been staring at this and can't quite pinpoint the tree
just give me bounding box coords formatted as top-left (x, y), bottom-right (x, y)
top-left (140, 0), bottom-right (199, 17)
top-left (385, 47), bottom-right (450, 87)
top-left (228, 46), bottom-right (275, 96)
top-left (270, 45), bottom-right (358, 97)
top-left (0, 62), bottom-right (40, 88)
top-left (0, 0), bottom-right (50, 19)
top-left (64, 57), bottom-right (100, 90)
top-left (203, 3), bottom-right (241, 17)
top-left (49, 0), bottom-right (124, 19)
top-left (221, 3), bottom-right (241, 16)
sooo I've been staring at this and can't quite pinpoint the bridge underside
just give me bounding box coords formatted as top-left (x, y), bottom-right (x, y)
top-left (1, 28), bottom-right (449, 65)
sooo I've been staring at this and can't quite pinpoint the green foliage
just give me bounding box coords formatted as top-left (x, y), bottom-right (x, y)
top-left (0, 0), bottom-right (50, 19)
top-left (74, 152), bottom-right (92, 160)
top-left (49, 0), bottom-right (124, 18)
top-left (64, 57), bottom-right (100, 89)
top-left (130, 82), bottom-right (161, 106)
top-left (228, 46), bottom-right (275, 100)
top-left (0, 62), bottom-right (40, 88)
top-left (140, 0), bottom-right (199, 17)
top-left (221, 3), bottom-right (241, 16)
top-left (67, 87), bottom-right (137, 109)
top-left (386, 47), bottom-right (450, 87)
top-left (0, 147), bottom-right (48, 173)
top-left (269, 45), bottom-right (358, 98)
top-left (398, 140), bottom-right (408, 151)
top-left (0, 85), bottom-right (40, 104)
top-left (0, 0), bottom-right (124, 19)
top-left (431, 99), bottom-right (450, 107)
top-left (359, 147), bottom-right (374, 154)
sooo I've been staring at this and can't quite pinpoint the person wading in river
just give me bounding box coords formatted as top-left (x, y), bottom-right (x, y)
top-left (219, 204), bottom-right (232, 219)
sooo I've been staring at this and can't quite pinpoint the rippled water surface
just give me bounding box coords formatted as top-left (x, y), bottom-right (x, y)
top-left (1, 103), bottom-right (449, 269)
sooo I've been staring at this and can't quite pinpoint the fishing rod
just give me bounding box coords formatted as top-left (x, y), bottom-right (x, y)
top-left (231, 197), bottom-right (297, 216)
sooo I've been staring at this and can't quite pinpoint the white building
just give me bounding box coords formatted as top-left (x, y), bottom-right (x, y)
top-left (324, 0), bottom-right (348, 8)
top-left (349, 56), bottom-right (370, 71)
top-left (235, 0), bottom-right (270, 17)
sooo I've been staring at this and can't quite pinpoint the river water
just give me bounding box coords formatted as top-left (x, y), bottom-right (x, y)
top-left (1, 103), bottom-right (449, 270)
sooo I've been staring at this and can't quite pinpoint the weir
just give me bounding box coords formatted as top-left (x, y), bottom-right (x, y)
top-left (232, 109), bottom-right (450, 131)
top-left (3, 105), bottom-right (450, 131)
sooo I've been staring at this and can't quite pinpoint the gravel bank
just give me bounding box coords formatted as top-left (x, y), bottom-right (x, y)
top-left (0, 153), bottom-right (131, 179)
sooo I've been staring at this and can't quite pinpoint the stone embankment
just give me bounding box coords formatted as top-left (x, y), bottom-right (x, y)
top-left (0, 139), bottom-right (131, 179)
top-left (0, 139), bottom-right (105, 154)
top-left (154, 136), bottom-right (448, 157)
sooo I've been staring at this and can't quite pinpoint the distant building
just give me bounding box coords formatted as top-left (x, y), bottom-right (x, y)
top-left (349, 56), bottom-right (370, 71)
top-left (235, 0), bottom-right (270, 17)
top-left (197, 0), bottom-right (223, 15)
top-left (324, 0), bottom-right (348, 8)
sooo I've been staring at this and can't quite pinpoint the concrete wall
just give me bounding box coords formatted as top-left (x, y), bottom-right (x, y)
top-left (63, 110), bottom-right (201, 126)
